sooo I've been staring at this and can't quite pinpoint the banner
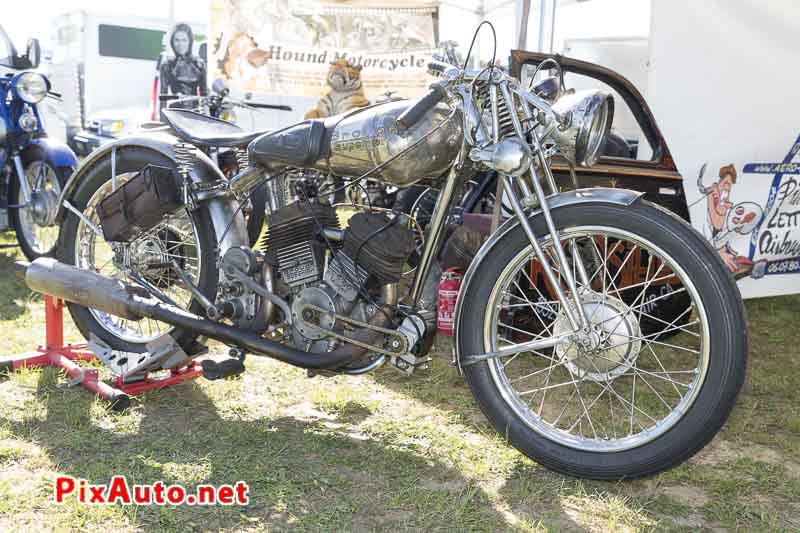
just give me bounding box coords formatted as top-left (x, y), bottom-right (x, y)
top-left (210, 0), bottom-right (438, 100)
top-left (648, 0), bottom-right (800, 298)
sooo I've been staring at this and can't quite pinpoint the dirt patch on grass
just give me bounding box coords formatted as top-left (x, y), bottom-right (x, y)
top-left (661, 484), bottom-right (710, 508)
top-left (690, 436), bottom-right (738, 466)
top-left (691, 437), bottom-right (800, 478)
top-left (284, 401), bottom-right (337, 422)
top-left (746, 443), bottom-right (800, 478)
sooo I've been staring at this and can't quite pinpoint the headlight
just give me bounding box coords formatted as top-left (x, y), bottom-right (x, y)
top-left (100, 120), bottom-right (125, 136)
top-left (18, 112), bottom-right (38, 132)
top-left (547, 89), bottom-right (614, 167)
top-left (13, 72), bottom-right (49, 104)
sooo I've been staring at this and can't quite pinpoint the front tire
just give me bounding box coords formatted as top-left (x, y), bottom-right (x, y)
top-left (458, 200), bottom-right (747, 479)
top-left (10, 147), bottom-right (72, 260)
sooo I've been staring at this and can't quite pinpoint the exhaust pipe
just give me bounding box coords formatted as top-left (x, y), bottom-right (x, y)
top-left (22, 258), bottom-right (387, 370)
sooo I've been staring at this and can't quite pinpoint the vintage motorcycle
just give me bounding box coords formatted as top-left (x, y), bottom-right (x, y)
top-left (25, 24), bottom-right (747, 479)
top-left (0, 29), bottom-right (77, 259)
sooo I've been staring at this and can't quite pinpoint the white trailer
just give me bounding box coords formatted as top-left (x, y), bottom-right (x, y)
top-left (48, 10), bottom-right (207, 152)
top-left (646, 0), bottom-right (800, 298)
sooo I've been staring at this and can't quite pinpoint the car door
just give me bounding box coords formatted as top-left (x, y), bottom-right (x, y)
top-left (510, 50), bottom-right (690, 221)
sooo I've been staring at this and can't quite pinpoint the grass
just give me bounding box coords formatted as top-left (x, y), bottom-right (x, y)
top-left (1, 229), bottom-right (799, 532)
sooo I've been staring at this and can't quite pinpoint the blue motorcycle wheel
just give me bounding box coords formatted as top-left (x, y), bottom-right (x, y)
top-left (10, 146), bottom-right (72, 260)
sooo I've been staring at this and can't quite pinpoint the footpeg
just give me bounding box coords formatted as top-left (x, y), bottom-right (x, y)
top-left (201, 358), bottom-right (245, 380)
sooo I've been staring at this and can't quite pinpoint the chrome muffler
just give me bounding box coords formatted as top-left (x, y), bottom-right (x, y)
top-left (20, 258), bottom-right (387, 370)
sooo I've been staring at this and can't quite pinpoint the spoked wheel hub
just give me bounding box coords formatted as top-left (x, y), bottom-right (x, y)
top-left (553, 293), bottom-right (642, 382)
top-left (30, 188), bottom-right (60, 226)
top-left (115, 227), bottom-right (187, 290)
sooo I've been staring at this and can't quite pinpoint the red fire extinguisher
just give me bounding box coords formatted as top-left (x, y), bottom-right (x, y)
top-left (437, 268), bottom-right (462, 336)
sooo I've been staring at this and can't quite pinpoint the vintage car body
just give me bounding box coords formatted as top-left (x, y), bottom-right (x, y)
top-left (510, 50), bottom-right (690, 221)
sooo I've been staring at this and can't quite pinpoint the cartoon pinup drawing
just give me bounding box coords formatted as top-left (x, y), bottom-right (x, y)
top-left (698, 163), bottom-right (762, 276)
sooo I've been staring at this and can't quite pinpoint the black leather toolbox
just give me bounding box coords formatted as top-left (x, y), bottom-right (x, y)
top-left (96, 165), bottom-right (182, 242)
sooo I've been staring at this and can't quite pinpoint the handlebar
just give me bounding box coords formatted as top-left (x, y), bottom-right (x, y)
top-left (396, 82), bottom-right (448, 132)
top-left (235, 102), bottom-right (293, 112)
top-left (160, 94), bottom-right (292, 112)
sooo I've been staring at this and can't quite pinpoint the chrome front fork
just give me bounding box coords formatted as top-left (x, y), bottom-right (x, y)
top-left (498, 81), bottom-right (590, 334)
top-left (13, 155), bottom-right (33, 204)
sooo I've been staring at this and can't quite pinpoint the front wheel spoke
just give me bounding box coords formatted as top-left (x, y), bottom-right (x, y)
top-left (634, 369), bottom-right (675, 411)
top-left (636, 307), bottom-right (699, 338)
top-left (627, 286), bottom-right (688, 314)
top-left (550, 388), bottom-right (577, 427)
top-left (500, 300), bottom-right (560, 310)
top-left (620, 366), bottom-right (692, 388)
top-left (571, 380), bottom-right (600, 439)
top-left (581, 349), bottom-right (694, 389)
top-left (498, 320), bottom-right (548, 341)
top-left (509, 358), bottom-right (569, 384)
top-left (519, 378), bottom-right (584, 396)
top-left (615, 332), bottom-right (700, 355)
top-left (643, 341), bottom-right (690, 397)
top-left (605, 243), bottom-right (639, 295)
top-left (609, 272), bottom-right (678, 297)
top-left (512, 278), bottom-right (557, 336)
top-left (630, 258), bottom-right (664, 311)
top-left (567, 380), bottom-right (614, 435)
top-left (605, 381), bottom-right (658, 426)
top-left (589, 287), bottom-right (690, 332)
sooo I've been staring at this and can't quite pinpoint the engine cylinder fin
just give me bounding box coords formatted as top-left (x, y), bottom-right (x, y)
top-left (262, 201), bottom-right (340, 286)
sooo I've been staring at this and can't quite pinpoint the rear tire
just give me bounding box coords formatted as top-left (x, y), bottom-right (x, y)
top-left (458, 200), bottom-right (747, 479)
top-left (57, 148), bottom-right (218, 353)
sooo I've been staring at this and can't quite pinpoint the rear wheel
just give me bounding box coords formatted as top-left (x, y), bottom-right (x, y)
top-left (57, 148), bottom-right (218, 353)
top-left (458, 201), bottom-right (747, 479)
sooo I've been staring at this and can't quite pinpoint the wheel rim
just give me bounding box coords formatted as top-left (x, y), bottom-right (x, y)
top-left (17, 160), bottom-right (61, 255)
top-left (483, 226), bottom-right (710, 452)
top-left (74, 174), bottom-right (204, 344)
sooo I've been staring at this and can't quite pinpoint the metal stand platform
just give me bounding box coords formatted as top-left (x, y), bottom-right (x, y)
top-left (0, 295), bottom-right (203, 411)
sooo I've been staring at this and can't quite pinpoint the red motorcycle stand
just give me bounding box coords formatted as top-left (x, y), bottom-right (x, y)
top-left (0, 295), bottom-right (204, 411)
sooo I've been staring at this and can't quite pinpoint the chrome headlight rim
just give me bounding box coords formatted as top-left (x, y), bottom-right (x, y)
top-left (13, 71), bottom-right (50, 104)
top-left (549, 89), bottom-right (614, 168)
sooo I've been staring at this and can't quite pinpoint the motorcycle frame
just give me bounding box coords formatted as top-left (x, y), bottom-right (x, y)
top-left (402, 72), bottom-right (591, 342)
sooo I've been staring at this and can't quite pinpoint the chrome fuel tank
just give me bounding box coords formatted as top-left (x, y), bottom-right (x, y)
top-left (318, 99), bottom-right (463, 187)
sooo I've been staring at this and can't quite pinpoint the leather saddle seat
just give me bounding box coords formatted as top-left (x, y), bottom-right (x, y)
top-left (161, 108), bottom-right (271, 148)
top-left (247, 119), bottom-right (328, 168)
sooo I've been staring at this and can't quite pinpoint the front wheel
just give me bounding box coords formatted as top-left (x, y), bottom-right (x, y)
top-left (10, 147), bottom-right (72, 260)
top-left (458, 200), bottom-right (747, 479)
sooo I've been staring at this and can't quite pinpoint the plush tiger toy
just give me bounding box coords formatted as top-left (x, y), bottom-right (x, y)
top-left (304, 59), bottom-right (370, 119)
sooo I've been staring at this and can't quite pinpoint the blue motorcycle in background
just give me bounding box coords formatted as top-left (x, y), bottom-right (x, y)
top-left (0, 26), bottom-right (76, 259)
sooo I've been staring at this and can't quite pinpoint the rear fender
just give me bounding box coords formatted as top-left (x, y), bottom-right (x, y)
top-left (452, 187), bottom-right (644, 373)
top-left (55, 133), bottom-right (247, 254)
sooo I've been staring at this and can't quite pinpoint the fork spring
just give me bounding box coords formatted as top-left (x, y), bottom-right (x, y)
top-left (476, 81), bottom-right (515, 139)
top-left (235, 148), bottom-right (249, 171)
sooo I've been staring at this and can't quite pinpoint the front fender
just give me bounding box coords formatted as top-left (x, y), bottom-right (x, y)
top-left (29, 137), bottom-right (78, 168)
top-left (55, 133), bottom-right (248, 254)
top-left (452, 187), bottom-right (644, 373)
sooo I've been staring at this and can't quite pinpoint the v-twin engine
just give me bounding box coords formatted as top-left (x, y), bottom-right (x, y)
top-left (260, 198), bottom-right (416, 354)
